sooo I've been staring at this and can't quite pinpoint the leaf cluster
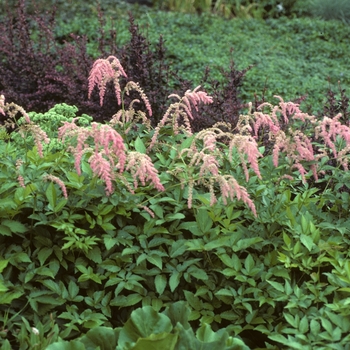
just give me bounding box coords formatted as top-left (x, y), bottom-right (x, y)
top-left (1, 87), bottom-right (350, 349)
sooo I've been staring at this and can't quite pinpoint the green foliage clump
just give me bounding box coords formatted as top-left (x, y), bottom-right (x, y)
top-left (9, 104), bottom-right (93, 153)
top-left (42, 302), bottom-right (249, 350)
top-left (1, 58), bottom-right (350, 349)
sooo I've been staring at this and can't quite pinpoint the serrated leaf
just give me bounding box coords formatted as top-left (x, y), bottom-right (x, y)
top-left (89, 246), bottom-right (102, 264)
top-left (1, 220), bottom-right (28, 234)
top-left (104, 236), bottom-right (119, 250)
top-left (0, 225), bottom-right (11, 236)
top-left (0, 291), bottom-right (23, 304)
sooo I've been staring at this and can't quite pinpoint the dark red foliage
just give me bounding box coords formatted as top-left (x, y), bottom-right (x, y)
top-left (0, 0), bottom-right (253, 132)
top-left (0, 0), bottom-right (97, 119)
top-left (190, 59), bottom-right (254, 132)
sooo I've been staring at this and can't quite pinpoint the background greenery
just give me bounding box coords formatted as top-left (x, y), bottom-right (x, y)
top-left (3, 0), bottom-right (350, 114)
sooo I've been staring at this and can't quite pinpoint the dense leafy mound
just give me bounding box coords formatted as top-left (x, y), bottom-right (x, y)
top-left (1, 52), bottom-right (350, 348)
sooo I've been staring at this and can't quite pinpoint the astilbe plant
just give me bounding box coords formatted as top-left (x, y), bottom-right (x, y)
top-left (0, 94), bottom-right (68, 196)
top-left (238, 95), bottom-right (350, 183)
top-left (85, 55), bottom-right (260, 214)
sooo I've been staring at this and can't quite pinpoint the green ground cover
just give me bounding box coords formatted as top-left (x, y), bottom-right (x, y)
top-left (46, 0), bottom-right (350, 114)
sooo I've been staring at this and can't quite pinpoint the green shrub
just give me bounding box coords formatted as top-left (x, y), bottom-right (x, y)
top-left (1, 53), bottom-right (350, 349)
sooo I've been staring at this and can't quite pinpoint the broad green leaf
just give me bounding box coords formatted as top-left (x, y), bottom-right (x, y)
top-left (219, 254), bottom-right (234, 268)
top-left (46, 182), bottom-right (57, 209)
top-left (179, 135), bottom-right (195, 151)
top-left (282, 231), bottom-right (292, 247)
top-left (68, 280), bottom-right (80, 299)
top-left (80, 326), bottom-right (120, 350)
top-left (196, 209), bottom-right (213, 233)
top-left (46, 340), bottom-right (86, 350)
top-left (268, 334), bottom-right (289, 344)
top-left (88, 246), bottom-right (102, 264)
top-left (0, 225), bottom-right (11, 236)
top-left (155, 274), bottom-right (167, 295)
top-left (190, 269), bottom-right (208, 281)
top-left (169, 272), bottom-right (181, 292)
top-left (12, 252), bottom-right (31, 263)
top-left (1, 220), bottom-right (28, 234)
top-left (134, 136), bottom-right (147, 154)
top-left (118, 306), bottom-right (172, 348)
top-left (244, 254), bottom-right (254, 273)
top-left (196, 323), bottom-right (225, 343)
top-left (299, 315), bottom-right (309, 333)
top-left (0, 260), bottom-right (9, 273)
top-left (101, 222), bottom-right (116, 232)
top-left (178, 222), bottom-right (201, 236)
top-left (165, 213), bottom-right (185, 221)
top-left (0, 339), bottom-right (11, 350)
top-left (300, 234), bottom-right (314, 251)
top-left (38, 247), bottom-right (53, 266)
top-left (301, 215), bottom-right (309, 234)
top-left (132, 332), bottom-right (178, 350)
top-left (284, 313), bottom-right (297, 328)
top-left (104, 236), bottom-right (119, 250)
top-left (267, 280), bottom-right (285, 292)
top-left (169, 239), bottom-right (187, 258)
top-left (0, 291), bottom-right (23, 304)
top-left (233, 237), bottom-right (263, 252)
top-left (320, 317), bottom-right (333, 334)
top-left (54, 199), bottom-right (68, 213)
top-left (110, 293), bottom-right (143, 307)
top-left (163, 301), bottom-right (191, 330)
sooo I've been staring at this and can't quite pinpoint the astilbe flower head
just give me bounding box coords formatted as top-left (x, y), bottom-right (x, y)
top-left (1, 97), bottom-right (49, 157)
top-left (58, 120), bottom-right (127, 195)
top-left (88, 55), bottom-right (127, 106)
top-left (177, 127), bottom-right (257, 215)
top-left (125, 151), bottom-right (165, 192)
top-left (43, 174), bottom-right (68, 199)
top-left (315, 114), bottom-right (350, 158)
top-left (0, 95), bottom-right (5, 115)
top-left (229, 135), bottom-right (262, 181)
top-left (149, 86), bottom-right (213, 150)
top-left (124, 81), bottom-right (152, 117)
